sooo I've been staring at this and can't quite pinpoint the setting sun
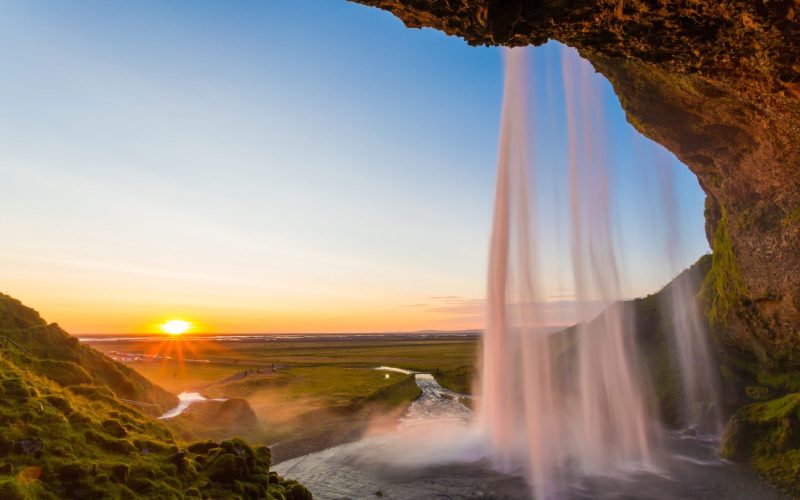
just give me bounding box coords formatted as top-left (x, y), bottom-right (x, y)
top-left (160, 320), bottom-right (191, 335)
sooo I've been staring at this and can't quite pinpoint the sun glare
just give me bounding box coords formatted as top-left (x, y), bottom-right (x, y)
top-left (161, 320), bottom-right (191, 335)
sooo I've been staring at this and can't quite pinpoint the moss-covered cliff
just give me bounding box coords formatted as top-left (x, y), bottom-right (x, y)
top-left (0, 294), bottom-right (177, 415)
top-left (0, 293), bottom-right (311, 499)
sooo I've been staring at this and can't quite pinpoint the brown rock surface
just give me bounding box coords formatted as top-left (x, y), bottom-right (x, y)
top-left (353, 0), bottom-right (800, 369)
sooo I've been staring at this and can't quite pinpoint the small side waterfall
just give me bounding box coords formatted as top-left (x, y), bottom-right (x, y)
top-left (479, 45), bottom-right (722, 498)
top-left (652, 151), bottom-right (724, 434)
top-left (665, 268), bottom-right (724, 434)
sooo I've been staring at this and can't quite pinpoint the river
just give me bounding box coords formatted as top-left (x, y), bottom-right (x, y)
top-left (274, 369), bottom-right (783, 500)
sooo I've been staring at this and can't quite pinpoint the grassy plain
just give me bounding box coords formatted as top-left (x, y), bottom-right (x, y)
top-left (85, 334), bottom-right (479, 460)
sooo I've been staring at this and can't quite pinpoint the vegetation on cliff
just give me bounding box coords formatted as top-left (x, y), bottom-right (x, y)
top-left (701, 211), bottom-right (748, 328)
top-left (0, 294), bottom-right (176, 414)
top-left (721, 393), bottom-right (800, 496)
top-left (0, 293), bottom-right (311, 499)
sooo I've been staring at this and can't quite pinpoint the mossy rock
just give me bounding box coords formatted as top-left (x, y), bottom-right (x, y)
top-left (132, 438), bottom-right (168, 454)
top-left (58, 462), bottom-right (92, 484)
top-left (238, 479), bottom-right (267, 497)
top-left (45, 395), bottom-right (73, 414)
top-left (219, 438), bottom-right (255, 460)
top-left (254, 445), bottom-right (272, 469)
top-left (285, 482), bottom-right (314, 500)
top-left (1, 378), bottom-right (31, 400)
top-left (13, 438), bottom-right (43, 456)
top-left (745, 385), bottom-right (772, 401)
top-left (0, 437), bottom-right (13, 457)
top-left (0, 479), bottom-right (24, 500)
top-left (68, 384), bottom-right (116, 403)
top-left (205, 452), bottom-right (247, 483)
top-left (101, 419), bottom-right (128, 438)
top-left (68, 411), bottom-right (92, 427)
top-left (187, 439), bottom-right (219, 455)
top-left (34, 359), bottom-right (93, 387)
top-left (168, 451), bottom-right (194, 475)
top-left (111, 464), bottom-right (129, 483)
top-left (267, 484), bottom-right (288, 500)
top-left (84, 430), bottom-right (135, 454)
top-left (127, 476), bottom-right (158, 494)
top-left (721, 393), bottom-right (800, 494)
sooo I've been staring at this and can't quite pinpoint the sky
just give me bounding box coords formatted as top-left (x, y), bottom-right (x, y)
top-left (0, 1), bottom-right (709, 334)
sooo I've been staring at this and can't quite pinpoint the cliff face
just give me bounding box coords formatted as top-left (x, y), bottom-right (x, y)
top-left (353, 0), bottom-right (800, 370)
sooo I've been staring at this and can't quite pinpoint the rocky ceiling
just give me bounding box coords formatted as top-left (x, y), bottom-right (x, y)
top-left (352, 0), bottom-right (800, 368)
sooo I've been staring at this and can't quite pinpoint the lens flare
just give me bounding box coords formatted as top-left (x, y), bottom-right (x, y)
top-left (161, 320), bottom-right (191, 335)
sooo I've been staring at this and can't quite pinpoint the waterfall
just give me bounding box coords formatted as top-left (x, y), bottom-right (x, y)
top-left (479, 44), bottom-right (722, 498)
top-left (652, 150), bottom-right (724, 434)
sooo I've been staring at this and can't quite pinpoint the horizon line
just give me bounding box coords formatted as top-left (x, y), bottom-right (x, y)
top-left (75, 328), bottom-right (489, 337)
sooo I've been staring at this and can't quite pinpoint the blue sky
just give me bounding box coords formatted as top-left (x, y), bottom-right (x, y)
top-left (0, 1), bottom-right (708, 333)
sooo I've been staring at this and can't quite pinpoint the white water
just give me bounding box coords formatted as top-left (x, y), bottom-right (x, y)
top-left (158, 391), bottom-right (226, 419)
top-left (274, 370), bottom-right (485, 499)
top-left (274, 368), bottom-right (769, 500)
top-left (667, 273), bottom-right (724, 434)
top-left (374, 366), bottom-right (416, 375)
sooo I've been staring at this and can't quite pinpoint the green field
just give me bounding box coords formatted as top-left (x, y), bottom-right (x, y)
top-left (86, 335), bottom-right (479, 460)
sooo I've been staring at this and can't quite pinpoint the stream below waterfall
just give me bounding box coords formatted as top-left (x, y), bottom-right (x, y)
top-left (274, 370), bottom-right (783, 500)
top-left (157, 391), bottom-right (225, 419)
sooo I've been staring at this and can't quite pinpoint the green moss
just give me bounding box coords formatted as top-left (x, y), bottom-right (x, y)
top-left (101, 419), bottom-right (128, 438)
top-left (721, 394), bottom-right (800, 495)
top-left (756, 370), bottom-right (800, 392)
top-left (781, 207), bottom-right (800, 228)
top-left (0, 292), bottom-right (177, 413)
top-left (701, 210), bottom-right (748, 326)
top-left (742, 393), bottom-right (800, 422)
top-left (0, 292), bottom-right (313, 499)
top-left (0, 479), bottom-right (24, 500)
top-left (745, 386), bottom-right (771, 401)
top-left (30, 360), bottom-right (92, 387)
top-left (752, 449), bottom-right (800, 494)
top-left (358, 374), bottom-right (422, 409)
top-left (434, 365), bottom-right (474, 395)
